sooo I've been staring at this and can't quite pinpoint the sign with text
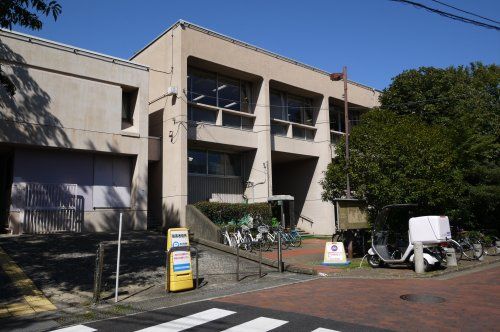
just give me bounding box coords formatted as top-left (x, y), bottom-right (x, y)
top-left (322, 242), bottom-right (350, 266)
top-left (166, 228), bottom-right (193, 291)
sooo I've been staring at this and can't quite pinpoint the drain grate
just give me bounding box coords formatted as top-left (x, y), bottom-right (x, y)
top-left (400, 294), bottom-right (446, 303)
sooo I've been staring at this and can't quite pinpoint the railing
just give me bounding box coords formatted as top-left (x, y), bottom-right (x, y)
top-left (298, 214), bottom-right (314, 225)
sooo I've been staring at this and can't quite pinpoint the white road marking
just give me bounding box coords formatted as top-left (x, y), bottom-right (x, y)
top-left (221, 317), bottom-right (288, 332)
top-left (311, 328), bottom-right (342, 332)
top-left (135, 308), bottom-right (236, 332)
top-left (50, 325), bottom-right (96, 332)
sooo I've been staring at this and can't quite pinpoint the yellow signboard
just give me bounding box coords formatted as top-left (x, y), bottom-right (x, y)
top-left (166, 228), bottom-right (193, 292)
top-left (322, 241), bottom-right (350, 266)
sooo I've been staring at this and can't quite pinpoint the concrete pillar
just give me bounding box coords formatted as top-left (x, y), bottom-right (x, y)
top-left (414, 242), bottom-right (425, 273)
top-left (245, 78), bottom-right (272, 202)
top-left (162, 26), bottom-right (188, 229)
top-left (297, 95), bottom-right (335, 235)
top-left (446, 247), bottom-right (457, 267)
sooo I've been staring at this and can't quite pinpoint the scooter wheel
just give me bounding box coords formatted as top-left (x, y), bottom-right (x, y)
top-left (368, 254), bottom-right (383, 268)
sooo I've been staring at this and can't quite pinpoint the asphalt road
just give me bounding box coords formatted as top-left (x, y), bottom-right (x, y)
top-left (53, 300), bottom-right (388, 332)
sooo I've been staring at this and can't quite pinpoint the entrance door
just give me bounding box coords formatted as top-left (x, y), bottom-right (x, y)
top-left (0, 149), bottom-right (14, 233)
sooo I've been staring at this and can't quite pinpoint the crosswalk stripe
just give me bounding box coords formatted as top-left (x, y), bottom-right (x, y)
top-left (221, 317), bottom-right (288, 332)
top-left (311, 328), bottom-right (342, 332)
top-left (50, 325), bottom-right (96, 332)
top-left (135, 308), bottom-right (236, 332)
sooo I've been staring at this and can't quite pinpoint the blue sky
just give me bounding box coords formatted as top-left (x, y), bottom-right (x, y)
top-left (11, 0), bottom-right (500, 90)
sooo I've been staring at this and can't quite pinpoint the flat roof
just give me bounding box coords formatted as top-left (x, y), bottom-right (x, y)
top-left (132, 20), bottom-right (380, 93)
top-left (0, 29), bottom-right (149, 71)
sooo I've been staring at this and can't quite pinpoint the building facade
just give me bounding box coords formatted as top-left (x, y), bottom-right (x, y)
top-left (133, 21), bottom-right (380, 235)
top-left (0, 29), bottom-right (150, 233)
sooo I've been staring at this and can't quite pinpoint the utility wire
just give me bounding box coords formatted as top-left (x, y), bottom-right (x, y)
top-left (389, 0), bottom-right (500, 31)
top-left (429, 0), bottom-right (500, 25)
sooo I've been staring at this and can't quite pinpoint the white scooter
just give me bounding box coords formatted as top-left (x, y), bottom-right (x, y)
top-left (367, 204), bottom-right (450, 272)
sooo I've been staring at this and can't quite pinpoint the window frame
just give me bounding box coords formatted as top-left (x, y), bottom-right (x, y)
top-left (188, 148), bottom-right (242, 178)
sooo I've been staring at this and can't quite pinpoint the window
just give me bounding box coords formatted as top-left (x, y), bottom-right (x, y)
top-left (270, 90), bottom-right (286, 120)
top-left (187, 68), bottom-right (217, 106)
top-left (222, 114), bottom-right (254, 130)
top-left (121, 88), bottom-right (137, 129)
top-left (270, 89), bottom-right (314, 125)
top-left (271, 123), bottom-right (287, 136)
top-left (329, 105), bottom-right (364, 133)
top-left (188, 149), bottom-right (207, 174)
top-left (218, 76), bottom-right (240, 111)
top-left (188, 105), bottom-right (217, 123)
top-left (188, 149), bottom-right (241, 177)
top-left (292, 127), bottom-right (306, 140)
top-left (187, 67), bottom-right (252, 114)
top-left (208, 152), bottom-right (225, 175)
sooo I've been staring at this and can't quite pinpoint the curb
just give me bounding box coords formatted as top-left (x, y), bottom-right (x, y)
top-left (192, 238), bottom-right (317, 275)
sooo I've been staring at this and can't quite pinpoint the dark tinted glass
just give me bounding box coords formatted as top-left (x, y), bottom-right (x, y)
top-left (292, 127), bottom-right (306, 139)
top-left (208, 152), bottom-right (225, 175)
top-left (218, 76), bottom-right (240, 111)
top-left (271, 123), bottom-right (287, 136)
top-left (222, 113), bottom-right (241, 128)
top-left (270, 90), bottom-right (285, 120)
top-left (226, 154), bottom-right (241, 176)
top-left (188, 68), bottom-right (217, 106)
top-left (189, 106), bottom-right (216, 123)
top-left (188, 149), bottom-right (206, 174)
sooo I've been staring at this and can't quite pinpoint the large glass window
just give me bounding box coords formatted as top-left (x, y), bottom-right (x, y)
top-left (188, 149), bottom-right (207, 174)
top-left (226, 154), bottom-right (241, 176)
top-left (189, 105), bottom-right (217, 123)
top-left (187, 68), bottom-right (217, 106)
top-left (270, 90), bottom-right (286, 120)
top-left (187, 67), bottom-right (252, 114)
top-left (329, 105), bottom-right (364, 133)
top-left (270, 89), bottom-right (314, 126)
top-left (208, 152), bottom-right (225, 175)
top-left (218, 76), bottom-right (240, 111)
top-left (189, 149), bottom-right (242, 177)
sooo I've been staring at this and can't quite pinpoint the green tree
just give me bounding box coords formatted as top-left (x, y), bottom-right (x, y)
top-left (322, 63), bottom-right (499, 229)
top-left (0, 0), bottom-right (62, 95)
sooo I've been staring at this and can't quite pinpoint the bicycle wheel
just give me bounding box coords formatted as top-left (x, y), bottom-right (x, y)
top-left (447, 239), bottom-right (463, 262)
top-left (462, 239), bottom-right (483, 260)
top-left (276, 233), bottom-right (289, 250)
top-left (291, 232), bottom-right (302, 247)
top-left (483, 236), bottom-right (499, 256)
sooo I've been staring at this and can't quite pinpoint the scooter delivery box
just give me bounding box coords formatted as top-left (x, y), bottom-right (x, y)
top-left (409, 216), bottom-right (451, 244)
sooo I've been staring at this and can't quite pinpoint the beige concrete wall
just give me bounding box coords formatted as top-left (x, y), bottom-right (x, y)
top-left (0, 29), bottom-right (149, 232)
top-left (134, 21), bottom-right (380, 235)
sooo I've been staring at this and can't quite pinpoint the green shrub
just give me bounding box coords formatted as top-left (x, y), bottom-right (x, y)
top-left (194, 201), bottom-right (272, 226)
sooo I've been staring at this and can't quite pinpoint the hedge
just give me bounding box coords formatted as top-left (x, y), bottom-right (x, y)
top-left (194, 201), bottom-right (272, 226)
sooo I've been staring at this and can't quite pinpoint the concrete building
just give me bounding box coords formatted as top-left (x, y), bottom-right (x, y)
top-left (0, 29), bottom-right (150, 233)
top-left (133, 20), bottom-right (380, 235)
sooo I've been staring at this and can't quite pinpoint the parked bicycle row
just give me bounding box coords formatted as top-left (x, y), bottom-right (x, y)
top-left (221, 215), bottom-right (302, 252)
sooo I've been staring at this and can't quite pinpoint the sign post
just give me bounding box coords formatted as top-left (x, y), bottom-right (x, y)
top-left (321, 242), bottom-right (350, 266)
top-left (166, 228), bottom-right (193, 292)
top-left (114, 212), bottom-right (123, 302)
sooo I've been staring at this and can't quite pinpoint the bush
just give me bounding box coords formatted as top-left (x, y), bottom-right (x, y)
top-left (194, 201), bottom-right (272, 226)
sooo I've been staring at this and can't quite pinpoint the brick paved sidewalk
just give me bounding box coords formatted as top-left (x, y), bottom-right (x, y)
top-left (216, 262), bottom-right (500, 331)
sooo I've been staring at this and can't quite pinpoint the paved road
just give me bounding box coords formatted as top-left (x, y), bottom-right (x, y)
top-left (51, 300), bottom-right (387, 332)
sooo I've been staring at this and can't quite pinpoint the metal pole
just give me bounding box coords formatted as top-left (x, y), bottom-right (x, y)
top-left (259, 241), bottom-right (263, 277)
top-left (343, 66), bottom-right (351, 199)
top-left (166, 250), bottom-right (170, 293)
top-left (414, 242), bottom-right (425, 274)
top-left (114, 213), bottom-right (123, 303)
top-left (278, 231), bottom-right (283, 273)
top-left (194, 246), bottom-right (199, 289)
top-left (236, 244), bottom-right (240, 281)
